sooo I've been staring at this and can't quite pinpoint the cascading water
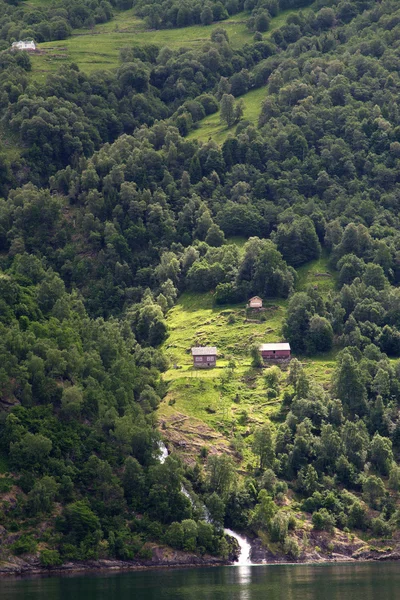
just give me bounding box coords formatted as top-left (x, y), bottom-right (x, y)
top-left (158, 441), bottom-right (169, 463)
top-left (157, 441), bottom-right (252, 565)
top-left (223, 529), bottom-right (252, 566)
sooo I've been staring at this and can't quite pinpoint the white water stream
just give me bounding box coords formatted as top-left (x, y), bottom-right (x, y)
top-left (157, 442), bottom-right (252, 565)
top-left (223, 528), bottom-right (252, 565)
top-left (158, 441), bottom-right (169, 463)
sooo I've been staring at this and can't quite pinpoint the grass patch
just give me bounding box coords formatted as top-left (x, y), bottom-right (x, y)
top-left (31, 12), bottom-right (253, 81)
top-left (158, 261), bottom-right (336, 466)
top-left (163, 290), bottom-right (287, 371)
top-left (188, 85), bottom-right (269, 144)
top-left (31, 7), bottom-right (306, 82)
top-left (295, 250), bottom-right (337, 296)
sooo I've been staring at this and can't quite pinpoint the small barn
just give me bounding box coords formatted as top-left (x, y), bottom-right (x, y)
top-left (192, 346), bottom-right (217, 368)
top-left (248, 296), bottom-right (263, 309)
top-left (260, 342), bottom-right (291, 361)
top-left (11, 40), bottom-right (36, 52)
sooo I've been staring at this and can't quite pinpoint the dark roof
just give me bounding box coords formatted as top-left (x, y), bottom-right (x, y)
top-left (191, 346), bottom-right (217, 356)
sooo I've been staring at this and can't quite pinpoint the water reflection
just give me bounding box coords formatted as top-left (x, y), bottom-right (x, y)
top-left (236, 565), bottom-right (252, 600)
top-left (1, 562), bottom-right (400, 600)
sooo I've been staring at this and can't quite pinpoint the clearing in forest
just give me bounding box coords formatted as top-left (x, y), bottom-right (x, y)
top-left (158, 255), bottom-right (337, 467)
top-left (30, 11), bottom-right (253, 80)
top-left (188, 8), bottom-right (312, 145)
top-left (30, 8), bottom-right (302, 81)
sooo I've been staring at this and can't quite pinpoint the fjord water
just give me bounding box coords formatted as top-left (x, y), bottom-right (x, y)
top-left (1, 563), bottom-right (400, 600)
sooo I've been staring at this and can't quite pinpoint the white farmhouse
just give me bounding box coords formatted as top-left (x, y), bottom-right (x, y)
top-left (11, 40), bottom-right (36, 52)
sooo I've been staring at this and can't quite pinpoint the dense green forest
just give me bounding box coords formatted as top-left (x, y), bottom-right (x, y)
top-left (2, 0), bottom-right (400, 568)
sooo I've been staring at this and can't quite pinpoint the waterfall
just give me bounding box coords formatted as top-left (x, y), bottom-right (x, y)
top-left (224, 528), bottom-right (252, 566)
top-left (157, 440), bottom-right (252, 565)
top-left (158, 441), bottom-right (169, 463)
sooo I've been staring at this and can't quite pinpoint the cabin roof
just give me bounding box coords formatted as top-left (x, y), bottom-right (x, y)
top-left (249, 296), bottom-right (262, 301)
top-left (259, 343), bottom-right (291, 351)
top-left (12, 40), bottom-right (35, 46)
top-left (191, 346), bottom-right (217, 356)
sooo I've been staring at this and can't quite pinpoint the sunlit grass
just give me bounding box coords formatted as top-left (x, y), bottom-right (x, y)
top-left (158, 255), bottom-right (336, 465)
top-left (296, 250), bottom-right (338, 295)
top-left (187, 85), bottom-right (269, 144)
top-left (31, 12), bottom-right (253, 81)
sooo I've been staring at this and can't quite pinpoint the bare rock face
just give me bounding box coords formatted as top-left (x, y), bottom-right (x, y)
top-left (147, 546), bottom-right (227, 567)
top-left (224, 533), bottom-right (240, 563)
top-left (249, 529), bottom-right (400, 565)
top-left (250, 538), bottom-right (289, 564)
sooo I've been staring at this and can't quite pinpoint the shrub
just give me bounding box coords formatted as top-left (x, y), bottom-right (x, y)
top-left (11, 535), bottom-right (37, 556)
top-left (40, 549), bottom-right (62, 567)
top-left (371, 518), bottom-right (392, 538)
top-left (288, 514), bottom-right (297, 531)
top-left (348, 501), bottom-right (368, 530)
top-left (269, 512), bottom-right (289, 543)
top-left (284, 537), bottom-right (300, 560)
top-left (312, 509), bottom-right (336, 533)
top-left (0, 478), bottom-right (13, 493)
top-left (200, 446), bottom-right (208, 458)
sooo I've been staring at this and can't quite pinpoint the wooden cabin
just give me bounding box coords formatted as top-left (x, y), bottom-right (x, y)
top-left (260, 343), bottom-right (291, 361)
top-left (191, 346), bottom-right (217, 368)
top-left (248, 296), bottom-right (263, 309)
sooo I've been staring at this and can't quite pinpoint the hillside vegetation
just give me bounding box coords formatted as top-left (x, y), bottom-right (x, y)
top-left (159, 255), bottom-right (336, 470)
top-left (3, 0), bottom-right (400, 571)
top-left (30, 12), bottom-right (254, 80)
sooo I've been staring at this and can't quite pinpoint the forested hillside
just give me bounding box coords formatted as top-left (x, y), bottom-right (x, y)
top-left (2, 0), bottom-right (400, 570)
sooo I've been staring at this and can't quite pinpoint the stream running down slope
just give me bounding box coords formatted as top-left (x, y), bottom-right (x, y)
top-left (157, 442), bottom-right (252, 565)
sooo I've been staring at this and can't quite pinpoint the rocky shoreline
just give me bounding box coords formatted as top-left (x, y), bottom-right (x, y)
top-left (1, 538), bottom-right (400, 578)
top-left (0, 550), bottom-right (229, 577)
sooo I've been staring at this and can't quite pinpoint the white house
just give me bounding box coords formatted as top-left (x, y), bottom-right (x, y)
top-left (11, 40), bottom-right (36, 52)
top-left (248, 296), bottom-right (263, 309)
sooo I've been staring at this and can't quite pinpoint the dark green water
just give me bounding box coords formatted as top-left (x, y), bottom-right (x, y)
top-left (1, 563), bottom-right (399, 600)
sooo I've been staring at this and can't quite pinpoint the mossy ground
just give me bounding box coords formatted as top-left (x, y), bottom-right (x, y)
top-left (158, 256), bottom-right (338, 467)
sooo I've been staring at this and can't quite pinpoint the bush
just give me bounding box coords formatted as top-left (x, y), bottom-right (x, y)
top-left (288, 514), bottom-right (297, 531)
top-left (0, 478), bottom-right (13, 493)
top-left (312, 509), bottom-right (336, 533)
top-left (284, 537), bottom-right (300, 560)
top-left (371, 518), bottom-right (392, 538)
top-left (269, 512), bottom-right (289, 543)
top-left (40, 549), bottom-right (62, 567)
top-left (11, 535), bottom-right (37, 556)
top-left (348, 501), bottom-right (368, 530)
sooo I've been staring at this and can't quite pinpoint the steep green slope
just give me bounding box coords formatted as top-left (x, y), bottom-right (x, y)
top-left (3, 0), bottom-right (400, 570)
top-left (158, 256), bottom-right (337, 470)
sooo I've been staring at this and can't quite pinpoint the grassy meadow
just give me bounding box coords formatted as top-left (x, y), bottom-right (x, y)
top-left (158, 255), bottom-right (338, 467)
top-left (188, 85), bottom-right (269, 144)
top-left (30, 8), bottom-right (304, 82)
top-left (30, 12), bottom-right (253, 81)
